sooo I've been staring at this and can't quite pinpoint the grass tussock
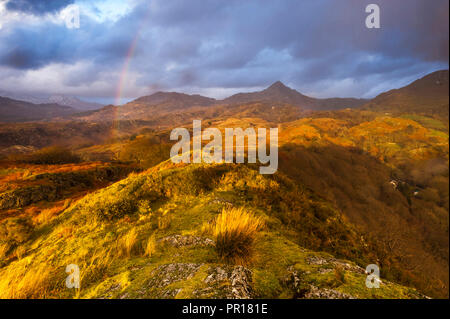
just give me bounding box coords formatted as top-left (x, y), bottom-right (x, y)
top-left (144, 234), bottom-right (157, 257)
top-left (212, 207), bottom-right (264, 264)
top-left (116, 228), bottom-right (140, 258)
top-left (334, 266), bottom-right (346, 284)
top-left (80, 249), bottom-right (114, 287)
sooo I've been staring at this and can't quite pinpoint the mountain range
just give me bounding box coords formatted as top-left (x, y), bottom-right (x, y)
top-left (363, 70), bottom-right (449, 118)
top-left (72, 70), bottom-right (448, 123)
top-left (71, 80), bottom-right (368, 123)
top-left (0, 91), bottom-right (102, 112)
top-left (3, 71), bottom-right (448, 123)
top-left (222, 81), bottom-right (368, 109)
top-left (0, 97), bottom-right (76, 122)
top-left (0, 69), bottom-right (448, 299)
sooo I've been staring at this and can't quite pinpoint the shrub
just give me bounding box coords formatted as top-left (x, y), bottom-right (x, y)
top-left (15, 146), bottom-right (81, 164)
top-left (0, 242), bottom-right (11, 260)
top-left (212, 207), bottom-right (264, 264)
top-left (95, 197), bottom-right (138, 221)
top-left (0, 217), bottom-right (33, 244)
top-left (118, 137), bottom-right (171, 169)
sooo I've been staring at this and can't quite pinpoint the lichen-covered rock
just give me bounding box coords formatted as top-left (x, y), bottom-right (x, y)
top-left (283, 266), bottom-right (310, 298)
top-left (98, 283), bottom-right (122, 299)
top-left (159, 235), bottom-right (215, 248)
top-left (304, 285), bottom-right (354, 299)
top-left (147, 263), bottom-right (203, 289)
top-left (284, 265), bottom-right (355, 299)
top-left (195, 265), bottom-right (253, 299)
top-left (144, 263), bottom-right (253, 299)
top-left (306, 256), bottom-right (329, 266)
top-left (306, 256), bottom-right (365, 274)
top-left (209, 197), bottom-right (234, 207)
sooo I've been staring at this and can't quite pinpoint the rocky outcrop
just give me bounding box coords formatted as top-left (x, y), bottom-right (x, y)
top-left (198, 265), bottom-right (253, 299)
top-left (306, 255), bottom-right (365, 274)
top-left (159, 235), bottom-right (215, 248)
top-left (304, 285), bottom-right (354, 299)
top-left (284, 265), bottom-right (355, 299)
top-left (144, 263), bottom-right (253, 299)
top-left (148, 263), bottom-right (203, 289)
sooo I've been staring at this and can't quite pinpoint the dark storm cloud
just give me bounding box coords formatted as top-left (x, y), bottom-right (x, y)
top-left (0, 23), bottom-right (80, 69)
top-left (0, 0), bottom-right (448, 99)
top-left (6, 0), bottom-right (74, 15)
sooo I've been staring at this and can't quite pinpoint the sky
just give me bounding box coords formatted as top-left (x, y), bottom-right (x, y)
top-left (0, 0), bottom-right (448, 104)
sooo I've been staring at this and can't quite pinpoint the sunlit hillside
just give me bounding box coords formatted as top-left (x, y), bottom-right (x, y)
top-left (0, 70), bottom-right (448, 299)
top-left (0, 163), bottom-right (426, 299)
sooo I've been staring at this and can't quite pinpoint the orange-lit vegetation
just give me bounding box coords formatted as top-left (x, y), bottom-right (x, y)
top-left (0, 71), bottom-right (448, 299)
top-left (209, 207), bottom-right (264, 264)
top-left (10, 146), bottom-right (81, 164)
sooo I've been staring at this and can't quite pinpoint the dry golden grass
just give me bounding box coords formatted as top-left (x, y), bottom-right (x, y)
top-left (56, 225), bottom-right (74, 239)
top-left (116, 228), bottom-right (140, 258)
top-left (144, 234), bottom-right (157, 257)
top-left (157, 215), bottom-right (172, 230)
top-left (0, 242), bottom-right (10, 259)
top-left (33, 205), bottom-right (64, 225)
top-left (0, 264), bottom-right (54, 299)
top-left (14, 245), bottom-right (27, 260)
top-left (212, 207), bottom-right (264, 264)
top-left (80, 249), bottom-right (114, 288)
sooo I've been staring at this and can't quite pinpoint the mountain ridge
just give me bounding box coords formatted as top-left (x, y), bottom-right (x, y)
top-left (70, 70), bottom-right (448, 123)
top-left (0, 91), bottom-right (103, 111)
top-left (0, 96), bottom-right (77, 122)
top-left (221, 81), bottom-right (368, 110)
top-left (362, 70), bottom-right (449, 118)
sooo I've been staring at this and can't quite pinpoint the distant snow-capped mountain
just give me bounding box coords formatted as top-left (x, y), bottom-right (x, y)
top-left (0, 91), bottom-right (103, 111)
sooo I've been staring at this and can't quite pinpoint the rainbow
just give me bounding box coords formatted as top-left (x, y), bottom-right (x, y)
top-left (114, 31), bottom-right (141, 106)
top-left (112, 6), bottom-right (152, 139)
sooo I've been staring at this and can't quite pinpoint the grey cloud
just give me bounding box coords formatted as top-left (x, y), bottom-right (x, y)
top-left (6, 0), bottom-right (74, 15)
top-left (0, 0), bottom-right (448, 100)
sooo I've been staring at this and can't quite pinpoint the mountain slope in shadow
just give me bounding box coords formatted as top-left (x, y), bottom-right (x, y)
top-left (362, 70), bottom-right (449, 119)
top-left (0, 97), bottom-right (76, 122)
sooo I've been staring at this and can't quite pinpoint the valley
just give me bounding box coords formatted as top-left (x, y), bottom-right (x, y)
top-left (0, 70), bottom-right (448, 299)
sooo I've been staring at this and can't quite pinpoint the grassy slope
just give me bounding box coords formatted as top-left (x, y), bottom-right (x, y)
top-left (0, 162), bottom-right (424, 299)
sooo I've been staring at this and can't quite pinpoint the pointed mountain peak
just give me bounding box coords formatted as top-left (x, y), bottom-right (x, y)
top-left (266, 81), bottom-right (290, 91)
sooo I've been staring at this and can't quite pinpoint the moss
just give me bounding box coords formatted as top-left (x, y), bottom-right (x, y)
top-left (253, 269), bottom-right (283, 298)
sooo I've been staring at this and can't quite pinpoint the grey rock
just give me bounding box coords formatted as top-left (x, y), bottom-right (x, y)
top-left (304, 285), bottom-right (354, 299)
top-left (159, 235), bottom-right (215, 248)
top-left (195, 265), bottom-right (253, 299)
top-left (148, 263), bottom-right (203, 289)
